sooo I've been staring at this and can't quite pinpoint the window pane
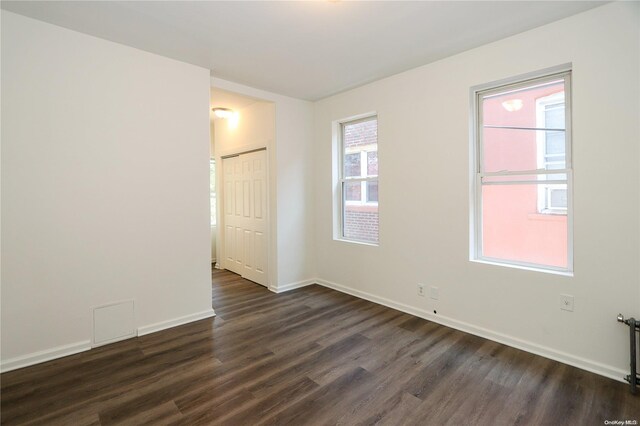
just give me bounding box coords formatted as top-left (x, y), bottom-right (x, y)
top-left (343, 184), bottom-right (378, 244)
top-left (367, 181), bottom-right (378, 202)
top-left (482, 80), bottom-right (564, 128)
top-left (367, 151), bottom-right (378, 176)
top-left (341, 116), bottom-right (378, 244)
top-left (482, 78), bottom-right (566, 174)
top-left (544, 103), bottom-right (565, 129)
top-left (545, 131), bottom-right (564, 155)
top-left (482, 128), bottom-right (565, 173)
top-left (344, 181), bottom-right (361, 202)
top-left (343, 118), bottom-right (377, 150)
top-left (482, 183), bottom-right (567, 268)
top-left (344, 153), bottom-right (361, 177)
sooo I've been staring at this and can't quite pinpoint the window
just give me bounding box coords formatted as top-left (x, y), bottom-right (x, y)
top-left (471, 68), bottom-right (572, 273)
top-left (210, 159), bottom-right (216, 227)
top-left (338, 116), bottom-right (378, 244)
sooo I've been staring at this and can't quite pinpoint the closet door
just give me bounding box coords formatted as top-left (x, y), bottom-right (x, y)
top-left (222, 150), bottom-right (267, 286)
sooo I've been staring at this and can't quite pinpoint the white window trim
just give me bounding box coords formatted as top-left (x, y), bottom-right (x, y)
top-left (469, 64), bottom-right (573, 275)
top-left (333, 113), bottom-right (379, 245)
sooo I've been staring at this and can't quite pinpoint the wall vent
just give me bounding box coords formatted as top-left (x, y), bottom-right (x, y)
top-left (92, 300), bottom-right (136, 347)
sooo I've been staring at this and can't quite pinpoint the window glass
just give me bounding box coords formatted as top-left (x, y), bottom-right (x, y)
top-left (344, 181), bottom-right (362, 202)
top-left (481, 184), bottom-right (568, 269)
top-left (367, 151), bottom-right (378, 176)
top-left (339, 117), bottom-right (378, 244)
top-left (344, 153), bottom-right (361, 177)
top-left (473, 71), bottom-right (571, 272)
top-left (367, 181), bottom-right (378, 202)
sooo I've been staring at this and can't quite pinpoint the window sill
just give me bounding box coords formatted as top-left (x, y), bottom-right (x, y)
top-left (334, 237), bottom-right (378, 247)
top-left (470, 258), bottom-right (573, 277)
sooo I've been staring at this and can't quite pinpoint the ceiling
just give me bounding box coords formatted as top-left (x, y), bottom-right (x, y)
top-left (210, 88), bottom-right (262, 113)
top-left (2, 1), bottom-right (606, 100)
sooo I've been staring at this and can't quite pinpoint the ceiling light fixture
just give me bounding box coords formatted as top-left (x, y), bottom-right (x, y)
top-left (501, 99), bottom-right (523, 112)
top-left (211, 107), bottom-right (234, 119)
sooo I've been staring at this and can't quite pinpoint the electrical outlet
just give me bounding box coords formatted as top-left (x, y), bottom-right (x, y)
top-left (560, 294), bottom-right (574, 312)
top-left (417, 283), bottom-right (425, 297)
top-left (429, 286), bottom-right (439, 300)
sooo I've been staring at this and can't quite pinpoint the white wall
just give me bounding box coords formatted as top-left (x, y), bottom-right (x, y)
top-left (214, 101), bottom-right (275, 156)
top-left (313, 1), bottom-right (639, 381)
top-left (1, 11), bottom-right (214, 370)
top-left (211, 78), bottom-right (316, 292)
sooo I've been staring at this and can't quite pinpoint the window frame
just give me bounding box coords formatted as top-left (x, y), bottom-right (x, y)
top-left (470, 65), bottom-right (573, 275)
top-left (336, 114), bottom-right (379, 245)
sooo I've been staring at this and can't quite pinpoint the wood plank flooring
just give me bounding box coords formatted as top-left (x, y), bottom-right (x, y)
top-left (1, 268), bottom-right (639, 425)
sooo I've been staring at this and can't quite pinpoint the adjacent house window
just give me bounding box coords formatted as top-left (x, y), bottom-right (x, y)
top-left (210, 159), bottom-right (217, 227)
top-left (471, 69), bottom-right (572, 273)
top-left (536, 93), bottom-right (567, 214)
top-left (339, 116), bottom-right (378, 244)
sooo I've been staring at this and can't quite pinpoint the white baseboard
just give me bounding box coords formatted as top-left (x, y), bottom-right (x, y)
top-left (270, 278), bottom-right (316, 294)
top-left (316, 278), bottom-right (627, 384)
top-left (1, 309), bottom-right (217, 373)
top-left (137, 309), bottom-right (216, 336)
top-left (1, 340), bottom-right (91, 373)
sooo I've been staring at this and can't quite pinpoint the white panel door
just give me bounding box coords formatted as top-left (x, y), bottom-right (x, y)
top-left (221, 150), bottom-right (267, 286)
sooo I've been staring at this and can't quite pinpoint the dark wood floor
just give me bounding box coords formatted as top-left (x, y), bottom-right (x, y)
top-left (1, 269), bottom-right (639, 425)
